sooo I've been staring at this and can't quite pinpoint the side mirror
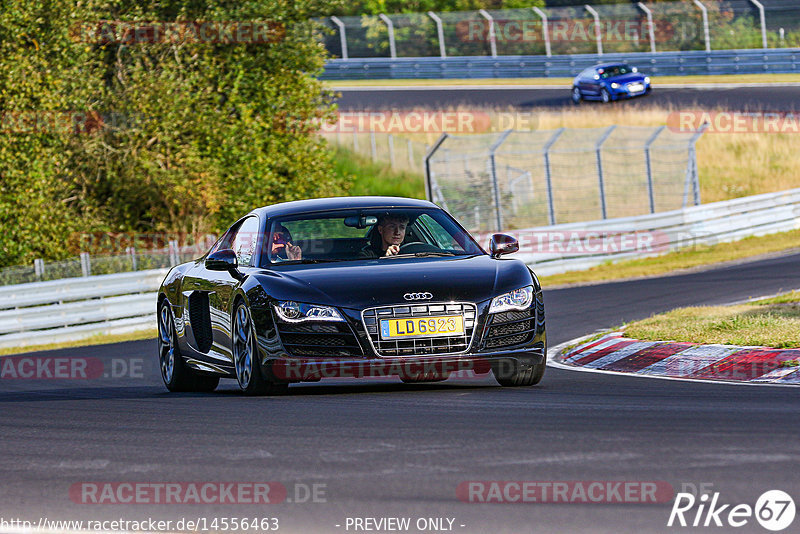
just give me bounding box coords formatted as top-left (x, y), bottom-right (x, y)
top-left (205, 249), bottom-right (238, 271)
top-left (490, 234), bottom-right (519, 258)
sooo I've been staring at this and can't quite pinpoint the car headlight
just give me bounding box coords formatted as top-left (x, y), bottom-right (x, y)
top-left (274, 301), bottom-right (344, 322)
top-left (489, 286), bottom-right (534, 314)
top-left (644, 76), bottom-right (650, 84)
top-left (610, 82), bottom-right (619, 89)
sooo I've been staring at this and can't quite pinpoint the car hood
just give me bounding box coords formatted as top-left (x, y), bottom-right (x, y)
top-left (251, 255), bottom-right (533, 309)
top-left (608, 73), bottom-right (647, 84)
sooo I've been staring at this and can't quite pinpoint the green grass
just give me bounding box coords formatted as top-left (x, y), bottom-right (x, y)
top-left (325, 73), bottom-right (800, 88)
top-left (333, 146), bottom-right (425, 199)
top-left (623, 292), bottom-right (800, 349)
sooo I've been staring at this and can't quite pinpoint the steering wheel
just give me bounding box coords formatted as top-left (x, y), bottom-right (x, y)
top-left (399, 242), bottom-right (440, 254)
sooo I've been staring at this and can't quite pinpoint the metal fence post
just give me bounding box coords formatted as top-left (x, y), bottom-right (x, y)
top-left (692, 0), bottom-right (711, 52)
top-left (80, 252), bottom-right (91, 277)
top-left (330, 16), bottom-right (348, 60)
top-left (352, 130), bottom-right (359, 151)
top-left (370, 131), bottom-right (377, 161)
top-left (424, 133), bottom-right (449, 202)
top-left (688, 123), bottom-right (708, 206)
top-left (478, 9), bottom-right (498, 58)
top-left (637, 2), bottom-right (657, 53)
top-left (488, 130), bottom-right (513, 232)
top-left (749, 0), bottom-right (768, 49)
top-left (388, 134), bottom-right (396, 168)
top-left (644, 126), bottom-right (666, 214)
top-left (428, 12), bottom-right (446, 58)
top-left (127, 246), bottom-right (138, 271)
top-left (378, 14), bottom-right (397, 59)
top-left (542, 128), bottom-right (564, 226)
top-left (584, 5), bottom-right (603, 56)
top-left (407, 138), bottom-right (414, 167)
top-left (168, 240), bottom-right (179, 267)
top-left (34, 258), bottom-right (44, 281)
top-left (532, 7), bottom-right (551, 57)
top-left (595, 125), bottom-right (616, 219)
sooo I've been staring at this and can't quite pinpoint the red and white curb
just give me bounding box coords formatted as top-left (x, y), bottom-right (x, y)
top-left (549, 332), bottom-right (800, 386)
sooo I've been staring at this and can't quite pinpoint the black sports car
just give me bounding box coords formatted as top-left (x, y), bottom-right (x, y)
top-left (157, 197), bottom-right (546, 395)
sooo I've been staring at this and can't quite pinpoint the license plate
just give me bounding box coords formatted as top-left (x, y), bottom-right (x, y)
top-left (380, 315), bottom-right (464, 339)
top-left (629, 83), bottom-right (644, 93)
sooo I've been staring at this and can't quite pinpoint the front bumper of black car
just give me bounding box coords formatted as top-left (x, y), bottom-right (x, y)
top-left (259, 291), bottom-right (546, 381)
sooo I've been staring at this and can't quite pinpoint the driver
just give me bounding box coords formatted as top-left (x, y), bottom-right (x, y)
top-left (270, 225), bottom-right (302, 261)
top-left (360, 213), bottom-right (408, 258)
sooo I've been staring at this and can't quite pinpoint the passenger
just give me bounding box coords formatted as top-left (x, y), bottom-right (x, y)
top-left (271, 225), bottom-right (302, 261)
top-left (360, 213), bottom-right (409, 258)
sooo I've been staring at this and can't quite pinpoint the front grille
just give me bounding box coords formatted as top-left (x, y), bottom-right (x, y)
top-left (362, 302), bottom-right (477, 357)
top-left (483, 306), bottom-right (536, 350)
top-left (276, 321), bottom-right (363, 358)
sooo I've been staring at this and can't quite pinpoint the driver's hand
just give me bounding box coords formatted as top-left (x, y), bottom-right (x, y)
top-left (385, 244), bottom-right (400, 256)
top-left (286, 243), bottom-right (302, 260)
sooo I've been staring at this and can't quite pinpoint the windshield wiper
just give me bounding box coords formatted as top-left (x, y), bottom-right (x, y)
top-left (413, 251), bottom-right (456, 257)
top-left (381, 251), bottom-right (458, 259)
top-left (279, 258), bottom-right (350, 264)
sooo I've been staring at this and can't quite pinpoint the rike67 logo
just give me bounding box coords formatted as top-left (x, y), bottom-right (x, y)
top-left (668, 490), bottom-right (795, 531)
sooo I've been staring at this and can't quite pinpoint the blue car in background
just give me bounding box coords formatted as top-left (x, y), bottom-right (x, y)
top-left (571, 63), bottom-right (651, 104)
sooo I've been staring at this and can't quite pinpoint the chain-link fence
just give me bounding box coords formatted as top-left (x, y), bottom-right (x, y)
top-left (424, 126), bottom-right (706, 233)
top-left (321, 130), bottom-right (431, 175)
top-left (322, 0), bottom-right (800, 59)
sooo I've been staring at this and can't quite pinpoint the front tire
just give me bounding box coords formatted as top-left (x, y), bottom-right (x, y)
top-left (232, 302), bottom-right (288, 396)
top-left (492, 358), bottom-right (545, 387)
top-left (158, 300), bottom-right (219, 392)
top-left (571, 86), bottom-right (582, 105)
top-left (600, 88), bottom-right (611, 104)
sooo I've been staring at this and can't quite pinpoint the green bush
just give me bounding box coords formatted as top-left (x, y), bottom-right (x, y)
top-left (0, 0), bottom-right (346, 269)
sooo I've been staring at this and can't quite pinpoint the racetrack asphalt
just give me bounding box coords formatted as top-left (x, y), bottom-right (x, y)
top-left (334, 85), bottom-right (800, 111)
top-left (1, 251), bottom-right (799, 533)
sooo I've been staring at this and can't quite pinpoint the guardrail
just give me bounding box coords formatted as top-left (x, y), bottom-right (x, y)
top-left (508, 187), bottom-right (800, 276)
top-left (0, 269), bottom-right (168, 350)
top-left (321, 48), bottom-right (800, 80)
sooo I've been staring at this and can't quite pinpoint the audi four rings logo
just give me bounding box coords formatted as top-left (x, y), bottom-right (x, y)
top-left (404, 292), bottom-right (433, 301)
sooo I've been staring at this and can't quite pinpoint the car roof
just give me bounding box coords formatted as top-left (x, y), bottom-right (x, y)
top-left (593, 62), bottom-right (630, 70)
top-left (250, 196), bottom-right (438, 219)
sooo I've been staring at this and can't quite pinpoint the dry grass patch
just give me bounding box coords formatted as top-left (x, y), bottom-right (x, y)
top-left (623, 294), bottom-right (800, 349)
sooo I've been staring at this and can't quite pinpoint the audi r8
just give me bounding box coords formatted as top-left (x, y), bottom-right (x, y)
top-left (157, 197), bottom-right (546, 395)
top-left (571, 63), bottom-right (651, 104)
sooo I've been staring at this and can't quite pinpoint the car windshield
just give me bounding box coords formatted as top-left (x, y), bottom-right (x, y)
top-left (599, 65), bottom-right (632, 78)
top-left (263, 208), bottom-right (484, 265)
